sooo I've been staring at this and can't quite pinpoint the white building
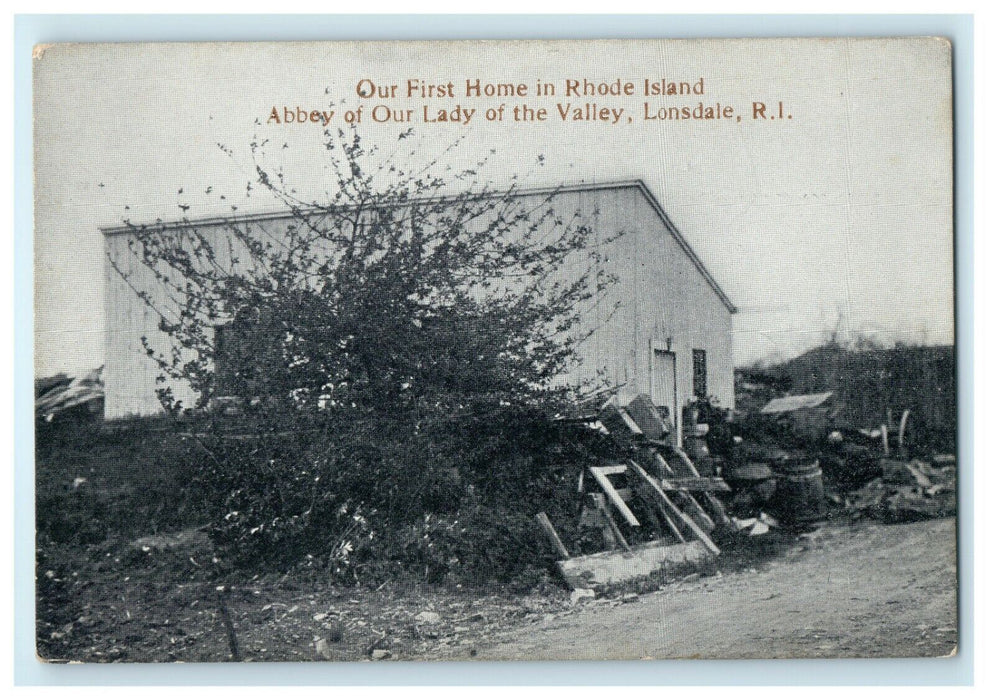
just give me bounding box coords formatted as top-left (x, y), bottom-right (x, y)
top-left (103, 180), bottom-right (736, 435)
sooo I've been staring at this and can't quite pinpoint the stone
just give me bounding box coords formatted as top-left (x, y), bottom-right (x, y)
top-left (414, 610), bottom-right (441, 625)
top-left (569, 588), bottom-right (596, 606)
top-left (315, 638), bottom-right (333, 660)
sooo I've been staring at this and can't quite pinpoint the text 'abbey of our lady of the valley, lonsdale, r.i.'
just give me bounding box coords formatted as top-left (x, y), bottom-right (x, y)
top-left (265, 77), bottom-right (793, 126)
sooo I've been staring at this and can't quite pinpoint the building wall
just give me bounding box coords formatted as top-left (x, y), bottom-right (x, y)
top-left (543, 186), bottom-right (735, 426)
top-left (103, 184), bottom-right (734, 420)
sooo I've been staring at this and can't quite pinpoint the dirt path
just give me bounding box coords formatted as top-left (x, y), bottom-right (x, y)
top-left (467, 518), bottom-right (958, 660)
top-left (38, 517), bottom-right (958, 662)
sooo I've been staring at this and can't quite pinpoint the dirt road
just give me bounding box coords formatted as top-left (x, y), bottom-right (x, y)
top-left (469, 517), bottom-right (958, 660)
top-left (38, 517), bottom-right (958, 662)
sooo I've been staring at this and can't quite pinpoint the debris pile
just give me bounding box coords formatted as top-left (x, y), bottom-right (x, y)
top-left (35, 367), bottom-right (104, 422)
top-left (538, 394), bottom-right (734, 590)
top-left (844, 455), bottom-right (957, 523)
top-left (723, 390), bottom-right (956, 527)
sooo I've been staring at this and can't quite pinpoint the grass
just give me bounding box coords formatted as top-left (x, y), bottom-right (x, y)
top-left (36, 416), bottom-right (210, 546)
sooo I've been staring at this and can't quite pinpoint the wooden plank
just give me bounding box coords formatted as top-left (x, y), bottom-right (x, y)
top-left (589, 467), bottom-right (641, 527)
top-left (556, 540), bottom-right (711, 590)
top-left (651, 451), bottom-right (677, 477)
top-left (591, 493), bottom-right (632, 552)
top-left (598, 404), bottom-right (643, 441)
top-left (701, 492), bottom-right (733, 529)
top-left (674, 492), bottom-right (716, 533)
top-left (625, 394), bottom-right (670, 441)
top-left (534, 512), bottom-right (570, 559)
top-left (627, 480), bottom-right (666, 539)
top-left (597, 464), bottom-right (628, 475)
top-left (669, 448), bottom-right (733, 527)
top-left (657, 477), bottom-right (731, 493)
top-left (657, 504), bottom-right (686, 543)
top-left (668, 447), bottom-right (700, 478)
top-left (580, 497), bottom-right (617, 550)
top-left (627, 460), bottom-right (720, 556)
top-left (673, 446), bottom-right (702, 476)
top-left (631, 478), bottom-right (685, 543)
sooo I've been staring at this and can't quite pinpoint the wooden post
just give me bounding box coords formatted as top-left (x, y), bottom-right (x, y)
top-left (898, 409), bottom-right (911, 459)
top-left (216, 585), bottom-right (241, 662)
top-left (535, 512), bottom-right (570, 559)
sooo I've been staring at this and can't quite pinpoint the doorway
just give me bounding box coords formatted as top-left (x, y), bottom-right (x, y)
top-left (652, 348), bottom-right (678, 439)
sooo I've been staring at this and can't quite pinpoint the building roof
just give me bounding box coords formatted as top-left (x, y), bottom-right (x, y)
top-left (101, 179), bottom-right (736, 313)
top-left (760, 392), bottom-right (834, 415)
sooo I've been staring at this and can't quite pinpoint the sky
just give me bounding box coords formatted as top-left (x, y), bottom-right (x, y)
top-left (33, 38), bottom-right (954, 377)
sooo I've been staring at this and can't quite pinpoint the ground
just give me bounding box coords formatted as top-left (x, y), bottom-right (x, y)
top-left (471, 517), bottom-right (958, 660)
top-left (37, 516), bottom-right (958, 662)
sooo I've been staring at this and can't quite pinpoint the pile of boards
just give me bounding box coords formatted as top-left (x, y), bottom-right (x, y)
top-left (35, 367), bottom-right (104, 422)
top-left (536, 394), bottom-right (734, 590)
top-left (843, 454), bottom-right (956, 523)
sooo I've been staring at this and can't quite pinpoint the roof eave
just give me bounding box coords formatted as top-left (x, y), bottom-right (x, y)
top-left (100, 178), bottom-right (737, 314)
top-left (631, 180), bottom-right (737, 314)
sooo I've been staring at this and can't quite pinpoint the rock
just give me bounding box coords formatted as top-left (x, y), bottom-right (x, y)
top-left (326, 622), bottom-right (344, 643)
top-left (732, 516), bottom-right (757, 532)
top-left (315, 638), bottom-right (333, 660)
top-left (748, 520), bottom-right (770, 536)
top-left (622, 593), bottom-right (639, 604)
top-left (569, 588), bottom-right (596, 606)
top-left (414, 610), bottom-right (441, 625)
top-left (759, 512), bottom-right (780, 528)
top-left (371, 649), bottom-right (391, 660)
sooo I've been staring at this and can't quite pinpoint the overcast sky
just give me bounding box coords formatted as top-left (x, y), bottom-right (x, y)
top-left (33, 38), bottom-right (953, 377)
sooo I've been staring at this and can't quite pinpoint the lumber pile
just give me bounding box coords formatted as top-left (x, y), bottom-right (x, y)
top-left (536, 394), bottom-right (734, 589)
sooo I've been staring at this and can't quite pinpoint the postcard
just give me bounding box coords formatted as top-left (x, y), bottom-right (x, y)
top-left (33, 38), bottom-right (956, 662)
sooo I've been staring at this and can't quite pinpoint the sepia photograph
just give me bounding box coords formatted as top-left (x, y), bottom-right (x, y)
top-left (32, 37), bottom-right (957, 663)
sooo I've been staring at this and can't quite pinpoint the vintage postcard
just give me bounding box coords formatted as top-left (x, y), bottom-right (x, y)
top-left (34, 38), bottom-right (956, 662)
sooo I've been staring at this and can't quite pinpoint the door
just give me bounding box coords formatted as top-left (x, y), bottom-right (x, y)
top-left (652, 349), bottom-right (677, 434)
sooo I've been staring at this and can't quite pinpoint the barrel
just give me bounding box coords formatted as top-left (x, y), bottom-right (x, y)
top-left (723, 461), bottom-right (774, 491)
top-left (772, 459), bottom-right (826, 526)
